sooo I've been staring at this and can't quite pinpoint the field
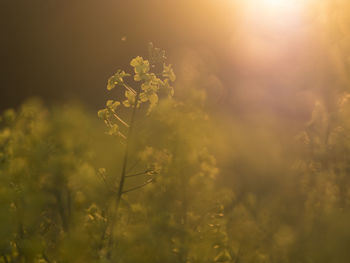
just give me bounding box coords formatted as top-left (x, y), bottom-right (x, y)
top-left (1, 1), bottom-right (350, 262)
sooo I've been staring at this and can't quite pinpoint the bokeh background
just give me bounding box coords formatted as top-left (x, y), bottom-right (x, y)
top-left (2, 1), bottom-right (350, 262)
top-left (0, 0), bottom-right (231, 109)
top-left (2, 0), bottom-right (344, 124)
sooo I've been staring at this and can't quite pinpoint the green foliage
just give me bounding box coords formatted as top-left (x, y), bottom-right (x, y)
top-left (2, 45), bottom-right (350, 263)
top-left (0, 100), bottom-right (105, 263)
top-left (95, 44), bottom-right (230, 262)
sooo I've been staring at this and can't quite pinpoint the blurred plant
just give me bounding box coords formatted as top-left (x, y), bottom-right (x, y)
top-left (9, 43), bottom-right (350, 263)
top-left (113, 95), bottom-right (232, 263)
top-left (0, 100), bottom-right (105, 263)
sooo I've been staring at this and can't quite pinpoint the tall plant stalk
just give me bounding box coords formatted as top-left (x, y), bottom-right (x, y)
top-left (98, 44), bottom-right (176, 260)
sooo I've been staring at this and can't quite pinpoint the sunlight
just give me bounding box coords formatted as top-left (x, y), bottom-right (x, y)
top-left (230, 0), bottom-right (306, 58)
top-left (261, 0), bottom-right (297, 11)
top-left (244, 0), bottom-right (303, 20)
top-left (228, 0), bottom-right (309, 114)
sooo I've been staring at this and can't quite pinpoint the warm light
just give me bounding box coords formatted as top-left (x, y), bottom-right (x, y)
top-left (248, 0), bottom-right (302, 15)
top-left (262, 0), bottom-right (294, 9)
top-left (234, 0), bottom-right (303, 30)
top-left (228, 0), bottom-right (309, 113)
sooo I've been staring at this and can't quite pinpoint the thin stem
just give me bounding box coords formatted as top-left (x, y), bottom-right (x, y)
top-left (115, 93), bottom-right (140, 211)
top-left (125, 169), bottom-right (152, 178)
top-left (105, 117), bottom-right (127, 140)
top-left (106, 92), bottom-right (140, 259)
top-left (122, 179), bottom-right (154, 194)
top-left (123, 83), bottom-right (136, 95)
top-left (118, 132), bottom-right (127, 140)
top-left (126, 159), bottom-right (140, 173)
top-left (111, 111), bottom-right (130, 128)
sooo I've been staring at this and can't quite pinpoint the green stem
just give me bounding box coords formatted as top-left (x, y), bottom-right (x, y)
top-left (107, 92), bottom-right (140, 259)
top-left (116, 92), bottom-right (139, 215)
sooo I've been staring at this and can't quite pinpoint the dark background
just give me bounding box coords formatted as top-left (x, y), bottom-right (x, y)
top-left (1, 0), bottom-right (326, 125)
top-left (0, 0), bottom-right (236, 111)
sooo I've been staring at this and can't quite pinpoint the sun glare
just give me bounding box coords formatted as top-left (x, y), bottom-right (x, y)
top-left (229, 0), bottom-right (307, 98)
top-left (262, 0), bottom-right (294, 9)
top-left (234, 0), bottom-right (304, 31)
top-left (253, 0), bottom-right (302, 15)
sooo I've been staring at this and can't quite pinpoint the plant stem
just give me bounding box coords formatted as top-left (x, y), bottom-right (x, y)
top-left (107, 92), bottom-right (140, 259)
top-left (115, 93), bottom-right (139, 213)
